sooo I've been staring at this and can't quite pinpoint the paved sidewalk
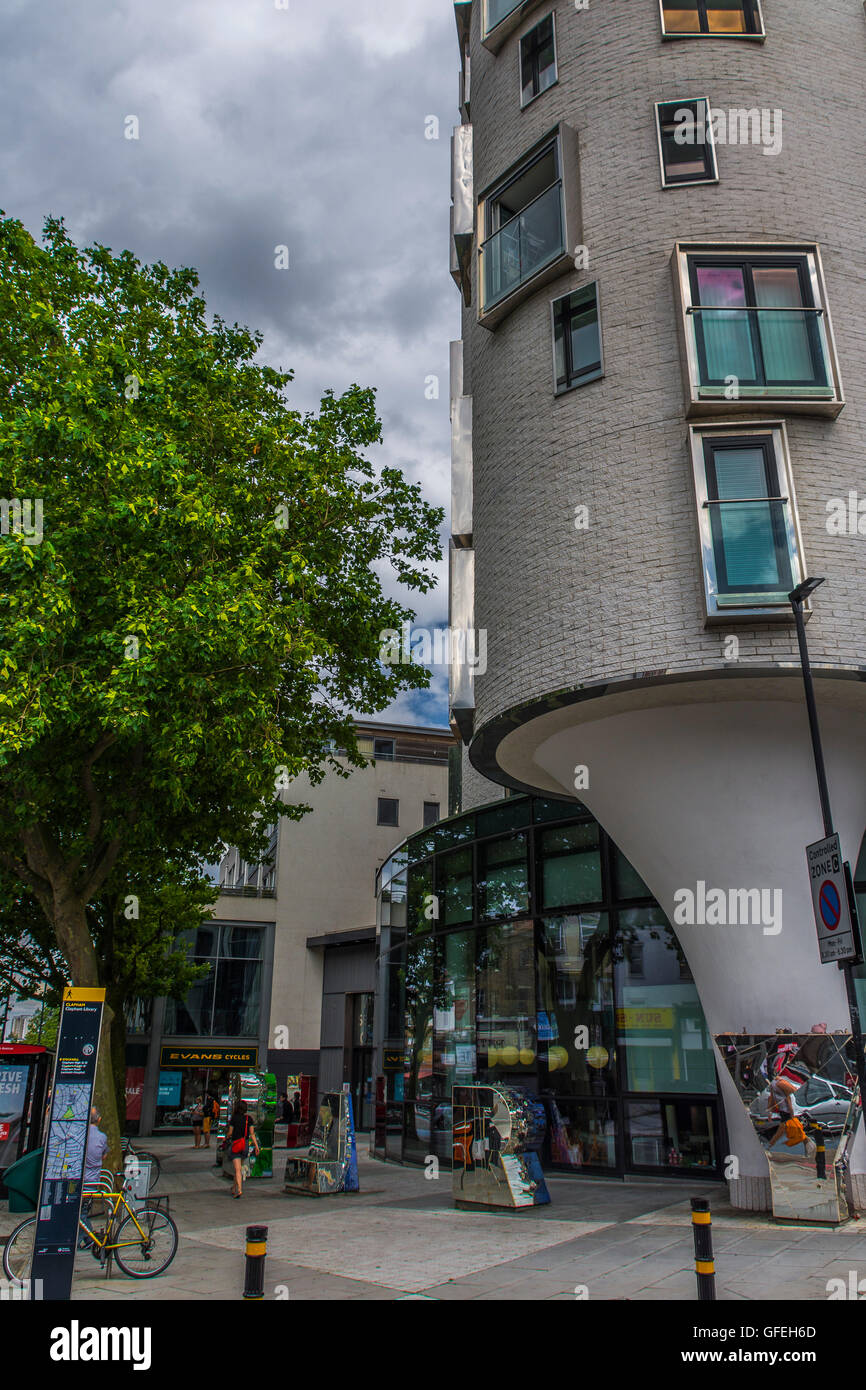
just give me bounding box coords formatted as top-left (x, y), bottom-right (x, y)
top-left (3, 1136), bottom-right (864, 1300)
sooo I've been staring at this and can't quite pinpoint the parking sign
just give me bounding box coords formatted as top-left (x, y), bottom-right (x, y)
top-left (806, 834), bottom-right (860, 964)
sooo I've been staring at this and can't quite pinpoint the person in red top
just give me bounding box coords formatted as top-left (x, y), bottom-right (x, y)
top-left (226, 1100), bottom-right (260, 1198)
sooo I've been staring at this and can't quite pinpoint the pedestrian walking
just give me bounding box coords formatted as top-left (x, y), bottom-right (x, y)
top-left (191, 1095), bottom-right (204, 1148)
top-left (226, 1100), bottom-right (260, 1198)
top-left (202, 1092), bottom-right (217, 1148)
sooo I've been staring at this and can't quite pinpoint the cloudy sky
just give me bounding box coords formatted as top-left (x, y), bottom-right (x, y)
top-left (0, 0), bottom-right (458, 728)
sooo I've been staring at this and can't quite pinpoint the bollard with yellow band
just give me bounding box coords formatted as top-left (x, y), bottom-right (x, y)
top-left (243, 1224), bottom-right (268, 1300)
top-left (690, 1197), bottom-right (716, 1301)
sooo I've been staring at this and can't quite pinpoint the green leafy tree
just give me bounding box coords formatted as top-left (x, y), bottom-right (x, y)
top-left (0, 214), bottom-right (443, 1161)
top-left (23, 1004), bottom-right (60, 1048)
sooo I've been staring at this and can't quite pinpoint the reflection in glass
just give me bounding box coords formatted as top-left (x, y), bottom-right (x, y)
top-left (439, 846), bottom-right (474, 926)
top-left (477, 921), bottom-right (536, 1081)
top-left (540, 823), bottom-right (601, 908)
top-left (616, 909), bottom-right (716, 1093)
top-left (537, 913), bottom-right (615, 1096)
top-left (403, 937), bottom-right (436, 1101)
top-left (478, 833), bottom-right (529, 919)
top-left (434, 932), bottom-right (476, 1100)
top-left (627, 1100), bottom-right (717, 1170)
top-left (548, 1097), bottom-right (617, 1169)
top-left (407, 861), bottom-right (433, 934)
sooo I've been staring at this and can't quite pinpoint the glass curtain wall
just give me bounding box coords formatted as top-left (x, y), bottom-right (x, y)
top-left (375, 796), bottom-right (721, 1178)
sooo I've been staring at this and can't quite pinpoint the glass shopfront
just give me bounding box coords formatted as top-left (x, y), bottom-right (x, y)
top-left (374, 796), bottom-right (722, 1179)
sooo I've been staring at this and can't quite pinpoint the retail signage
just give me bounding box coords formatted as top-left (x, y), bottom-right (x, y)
top-left (0, 1066), bottom-right (30, 1167)
top-left (31, 985), bottom-right (105, 1301)
top-left (615, 1007), bottom-right (674, 1030)
top-left (383, 1049), bottom-right (408, 1071)
top-left (157, 1071), bottom-right (183, 1105)
top-left (806, 834), bottom-right (861, 964)
top-left (159, 1045), bottom-right (259, 1068)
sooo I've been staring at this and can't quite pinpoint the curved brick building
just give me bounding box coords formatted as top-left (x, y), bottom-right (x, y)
top-left (447, 0), bottom-right (866, 1204)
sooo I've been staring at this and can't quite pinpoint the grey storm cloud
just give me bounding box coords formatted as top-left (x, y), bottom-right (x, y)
top-left (0, 0), bottom-right (459, 727)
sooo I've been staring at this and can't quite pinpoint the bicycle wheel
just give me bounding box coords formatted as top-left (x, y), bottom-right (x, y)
top-left (2, 1216), bottom-right (36, 1284)
top-left (113, 1207), bottom-right (178, 1278)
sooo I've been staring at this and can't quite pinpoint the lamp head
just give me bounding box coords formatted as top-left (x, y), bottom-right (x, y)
top-left (789, 576), bottom-right (826, 605)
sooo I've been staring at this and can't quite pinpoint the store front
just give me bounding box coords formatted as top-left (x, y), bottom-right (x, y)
top-left (127, 918), bottom-right (274, 1135)
top-left (374, 795), bottom-right (723, 1179)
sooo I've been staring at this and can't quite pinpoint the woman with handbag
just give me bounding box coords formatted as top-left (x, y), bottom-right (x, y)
top-left (226, 1100), bottom-right (260, 1198)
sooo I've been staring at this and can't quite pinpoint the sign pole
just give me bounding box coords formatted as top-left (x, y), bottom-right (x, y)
top-left (28, 985), bottom-right (106, 1301)
top-left (790, 581), bottom-right (866, 1115)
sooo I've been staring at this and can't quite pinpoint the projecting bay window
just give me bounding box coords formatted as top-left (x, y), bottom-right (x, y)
top-left (689, 423), bottom-right (805, 622)
top-left (673, 244), bottom-right (844, 417)
top-left (660, 0), bottom-right (764, 37)
top-left (478, 125), bottom-right (580, 328)
top-left (552, 282), bottom-right (603, 393)
top-left (482, 0), bottom-right (545, 52)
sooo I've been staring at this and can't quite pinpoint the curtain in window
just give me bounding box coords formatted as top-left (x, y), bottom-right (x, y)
top-left (753, 268), bottom-right (819, 385)
top-left (712, 447), bottom-right (780, 589)
top-left (696, 266), bottom-right (756, 383)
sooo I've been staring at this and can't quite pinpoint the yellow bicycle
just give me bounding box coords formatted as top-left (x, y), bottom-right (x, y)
top-left (3, 1183), bottom-right (178, 1283)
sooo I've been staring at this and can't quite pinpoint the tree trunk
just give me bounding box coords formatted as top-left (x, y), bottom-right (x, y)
top-left (108, 987), bottom-right (128, 1139)
top-left (52, 892), bottom-right (122, 1173)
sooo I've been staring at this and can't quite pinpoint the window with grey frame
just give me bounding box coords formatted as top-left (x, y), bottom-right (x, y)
top-left (689, 424), bottom-right (803, 617)
top-left (552, 282), bottom-right (603, 393)
top-left (481, 138), bottom-right (564, 309)
top-left (164, 924), bottom-right (264, 1037)
top-left (656, 99), bottom-right (717, 187)
top-left (520, 13), bottom-right (556, 107)
top-left (660, 0), bottom-right (764, 37)
top-left (378, 797), bottom-right (399, 827)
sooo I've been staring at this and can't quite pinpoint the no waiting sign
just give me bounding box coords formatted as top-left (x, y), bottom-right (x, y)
top-left (806, 834), bottom-right (860, 964)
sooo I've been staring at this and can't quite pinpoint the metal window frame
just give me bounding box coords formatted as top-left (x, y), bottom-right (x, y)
top-left (655, 97), bottom-right (719, 188)
top-left (687, 419), bottom-right (806, 623)
top-left (550, 280), bottom-right (605, 396)
top-left (658, 0), bottom-right (765, 39)
top-left (519, 10), bottom-right (558, 111)
top-left (482, 0), bottom-right (545, 51)
top-left (377, 796), bottom-right (400, 828)
top-left (672, 241), bottom-right (845, 416)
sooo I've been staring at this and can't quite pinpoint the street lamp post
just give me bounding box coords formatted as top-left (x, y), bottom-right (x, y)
top-left (789, 577), bottom-right (866, 1113)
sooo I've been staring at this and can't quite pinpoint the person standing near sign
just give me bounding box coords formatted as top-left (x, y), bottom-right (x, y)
top-left (226, 1100), bottom-right (260, 1198)
top-left (191, 1095), bottom-right (204, 1148)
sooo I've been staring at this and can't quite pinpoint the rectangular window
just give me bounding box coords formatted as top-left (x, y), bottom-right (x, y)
top-left (660, 0), bottom-right (764, 36)
top-left (377, 797), bottom-right (399, 827)
top-left (656, 99), bottom-right (717, 186)
top-left (480, 137), bottom-right (565, 311)
top-left (478, 833), bottom-right (529, 920)
top-left (520, 13), bottom-right (557, 107)
top-left (374, 738), bottom-right (396, 761)
top-left (423, 801), bottom-right (440, 827)
top-left (689, 423), bottom-right (805, 619)
top-left (674, 245), bottom-right (842, 413)
top-left (552, 282), bottom-right (603, 393)
top-left (539, 823), bottom-right (602, 908)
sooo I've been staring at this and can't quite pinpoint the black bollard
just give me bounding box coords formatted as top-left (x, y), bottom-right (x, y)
top-left (814, 1125), bottom-right (827, 1181)
top-left (690, 1197), bottom-right (716, 1301)
top-left (243, 1224), bottom-right (268, 1300)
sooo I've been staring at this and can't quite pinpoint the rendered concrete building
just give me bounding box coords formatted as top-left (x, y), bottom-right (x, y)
top-left (445, 0), bottom-right (866, 1204)
top-left (129, 721), bottom-right (452, 1134)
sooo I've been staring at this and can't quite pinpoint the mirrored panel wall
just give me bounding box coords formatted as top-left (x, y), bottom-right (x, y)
top-left (716, 1031), bottom-right (861, 1224)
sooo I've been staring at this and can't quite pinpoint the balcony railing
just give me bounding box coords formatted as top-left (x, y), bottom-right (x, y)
top-left (687, 305), bottom-right (834, 397)
top-left (481, 181), bottom-right (564, 310)
top-left (218, 885), bottom-right (276, 899)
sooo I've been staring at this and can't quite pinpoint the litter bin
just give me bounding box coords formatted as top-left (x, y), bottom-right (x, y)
top-left (4, 1147), bottom-right (44, 1213)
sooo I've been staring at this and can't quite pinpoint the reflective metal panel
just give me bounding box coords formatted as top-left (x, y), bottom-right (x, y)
top-left (716, 1031), bottom-right (859, 1224)
top-left (283, 1088), bottom-right (360, 1196)
top-left (450, 125), bottom-right (473, 304)
top-left (449, 546), bottom-right (475, 741)
top-left (452, 1083), bottom-right (550, 1208)
top-left (451, 395), bottom-right (473, 544)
